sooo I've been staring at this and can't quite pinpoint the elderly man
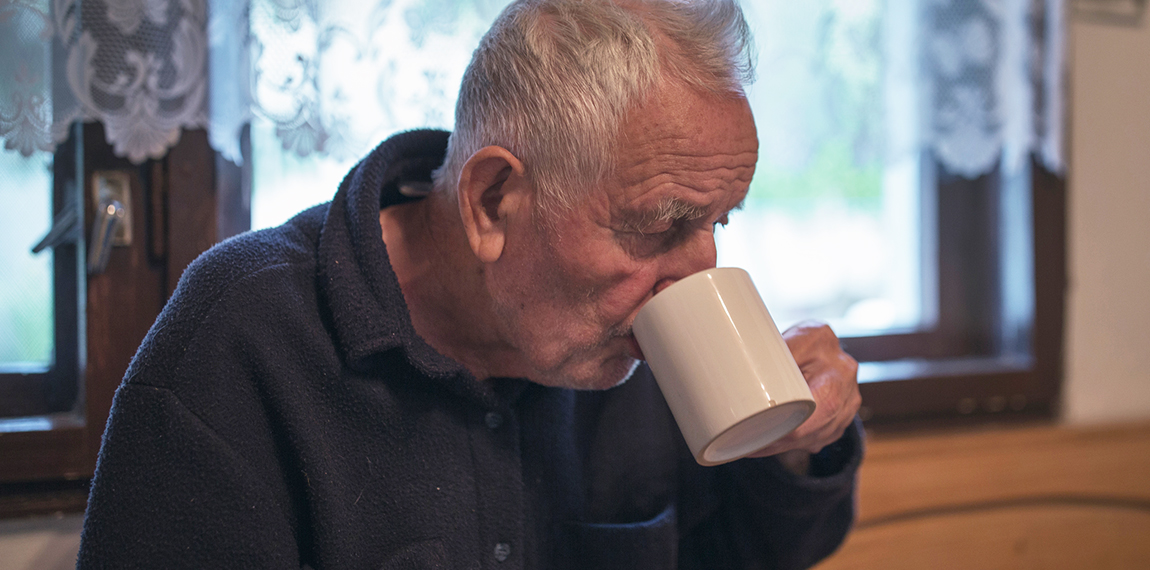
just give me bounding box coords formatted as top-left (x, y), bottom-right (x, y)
top-left (78, 0), bottom-right (862, 568)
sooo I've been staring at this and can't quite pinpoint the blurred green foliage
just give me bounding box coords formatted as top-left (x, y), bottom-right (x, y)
top-left (0, 284), bottom-right (53, 364)
top-left (0, 150), bottom-right (54, 366)
top-left (748, 139), bottom-right (883, 211)
top-left (746, 0), bottom-right (884, 214)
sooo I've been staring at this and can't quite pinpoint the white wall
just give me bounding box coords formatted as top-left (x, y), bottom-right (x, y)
top-left (1063, 15), bottom-right (1150, 423)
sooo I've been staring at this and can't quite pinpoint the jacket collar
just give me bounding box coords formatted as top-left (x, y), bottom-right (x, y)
top-left (317, 130), bottom-right (461, 376)
top-left (316, 129), bottom-right (530, 408)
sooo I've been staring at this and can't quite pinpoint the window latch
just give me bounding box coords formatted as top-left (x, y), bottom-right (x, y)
top-left (86, 170), bottom-right (133, 275)
top-left (30, 200), bottom-right (81, 255)
top-left (87, 199), bottom-right (126, 275)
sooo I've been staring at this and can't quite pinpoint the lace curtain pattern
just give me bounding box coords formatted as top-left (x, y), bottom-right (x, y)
top-left (0, 0), bottom-right (1065, 176)
top-left (927, 0), bottom-right (1064, 177)
top-left (208, 0), bottom-right (505, 165)
top-left (0, 0), bottom-right (208, 162)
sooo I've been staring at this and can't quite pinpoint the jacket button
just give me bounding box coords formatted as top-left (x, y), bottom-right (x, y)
top-left (493, 542), bottom-right (511, 562)
top-left (485, 412), bottom-right (504, 430)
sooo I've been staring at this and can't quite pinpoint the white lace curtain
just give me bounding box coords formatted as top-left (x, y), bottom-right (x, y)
top-left (0, 0), bottom-right (1065, 176)
top-left (0, 0), bottom-right (208, 162)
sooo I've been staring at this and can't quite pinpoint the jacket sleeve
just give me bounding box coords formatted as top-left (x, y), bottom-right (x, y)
top-left (77, 231), bottom-right (324, 569)
top-left (77, 381), bottom-right (301, 570)
top-left (677, 417), bottom-right (864, 570)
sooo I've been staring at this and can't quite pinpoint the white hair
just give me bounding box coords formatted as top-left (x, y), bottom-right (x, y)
top-left (433, 0), bottom-right (756, 215)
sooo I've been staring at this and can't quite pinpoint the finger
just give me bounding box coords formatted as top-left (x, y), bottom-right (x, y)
top-left (747, 321), bottom-right (861, 457)
top-left (784, 322), bottom-right (841, 367)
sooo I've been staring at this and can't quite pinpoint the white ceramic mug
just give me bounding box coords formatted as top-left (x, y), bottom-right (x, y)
top-left (632, 267), bottom-right (815, 466)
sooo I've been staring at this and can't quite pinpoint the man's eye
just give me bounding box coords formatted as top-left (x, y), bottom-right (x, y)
top-left (618, 221), bottom-right (687, 258)
top-left (639, 221), bottom-right (675, 235)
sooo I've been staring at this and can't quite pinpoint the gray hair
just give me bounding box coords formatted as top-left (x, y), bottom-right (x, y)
top-left (433, 0), bottom-right (756, 215)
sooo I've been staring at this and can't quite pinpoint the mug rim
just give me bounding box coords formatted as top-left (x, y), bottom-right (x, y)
top-left (637, 266), bottom-right (751, 319)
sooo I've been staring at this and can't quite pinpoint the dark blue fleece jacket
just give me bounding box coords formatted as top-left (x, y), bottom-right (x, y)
top-left (77, 129), bottom-right (862, 570)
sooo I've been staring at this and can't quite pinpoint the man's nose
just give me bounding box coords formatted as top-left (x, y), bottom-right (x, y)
top-left (653, 229), bottom-right (718, 294)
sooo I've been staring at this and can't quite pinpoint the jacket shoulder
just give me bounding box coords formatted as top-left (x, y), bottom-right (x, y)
top-left (124, 204), bottom-right (330, 389)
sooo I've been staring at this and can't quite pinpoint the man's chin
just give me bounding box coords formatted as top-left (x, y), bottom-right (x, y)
top-left (532, 354), bottom-right (642, 391)
top-left (594, 356), bottom-right (642, 390)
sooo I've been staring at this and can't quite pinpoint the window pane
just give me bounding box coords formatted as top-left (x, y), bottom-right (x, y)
top-left (0, 150), bottom-right (54, 368)
top-left (251, 117), bottom-right (359, 230)
top-left (717, 0), bottom-right (925, 336)
top-left (249, 0), bottom-right (927, 339)
top-left (249, 0), bottom-right (510, 230)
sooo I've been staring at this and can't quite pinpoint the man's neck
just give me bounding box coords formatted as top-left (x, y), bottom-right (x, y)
top-left (378, 192), bottom-right (525, 380)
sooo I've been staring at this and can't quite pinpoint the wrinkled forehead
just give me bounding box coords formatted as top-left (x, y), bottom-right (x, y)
top-left (610, 101), bottom-right (758, 210)
top-left (535, 84), bottom-right (757, 227)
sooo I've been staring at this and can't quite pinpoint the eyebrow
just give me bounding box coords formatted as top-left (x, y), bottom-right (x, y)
top-left (620, 196), bottom-right (746, 233)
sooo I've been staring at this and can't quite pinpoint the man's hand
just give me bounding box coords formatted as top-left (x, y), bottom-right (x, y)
top-left (748, 321), bottom-right (861, 463)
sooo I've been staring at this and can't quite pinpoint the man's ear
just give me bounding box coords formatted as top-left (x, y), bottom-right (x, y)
top-left (457, 146), bottom-right (531, 263)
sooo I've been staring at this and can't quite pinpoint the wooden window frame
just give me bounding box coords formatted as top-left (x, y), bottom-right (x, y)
top-left (0, 124), bottom-right (249, 516)
top-left (847, 155), bottom-right (1066, 428)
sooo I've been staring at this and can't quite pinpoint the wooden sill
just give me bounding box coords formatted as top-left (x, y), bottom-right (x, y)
top-left (817, 420), bottom-right (1150, 569)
